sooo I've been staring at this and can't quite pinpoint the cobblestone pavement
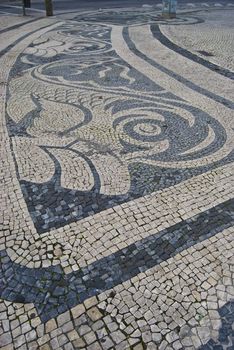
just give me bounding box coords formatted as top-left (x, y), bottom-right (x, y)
top-left (0, 5), bottom-right (234, 350)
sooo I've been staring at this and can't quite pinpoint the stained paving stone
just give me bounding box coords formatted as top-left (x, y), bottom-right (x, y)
top-left (84, 297), bottom-right (99, 310)
top-left (87, 307), bottom-right (103, 322)
top-left (0, 4), bottom-right (234, 350)
top-left (100, 336), bottom-right (114, 350)
top-left (67, 330), bottom-right (79, 341)
top-left (39, 344), bottom-right (51, 350)
top-left (71, 304), bottom-right (85, 319)
top-left (45, 319), bottom-right (57, 333)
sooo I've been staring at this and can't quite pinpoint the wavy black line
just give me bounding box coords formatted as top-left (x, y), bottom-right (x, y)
top-left (150, 24), bottom-right (234, 80)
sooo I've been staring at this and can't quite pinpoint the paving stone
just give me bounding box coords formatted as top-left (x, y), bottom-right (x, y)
top-left (110, 330), bottom-right (126, 344)
top-left (84, 331), bottom-right (97, 345)
top-left (87, 342), bottom-right (102, 350)
top-left (87, 307), bottom-right (103, 322)
top-left (62, 321), bottom-right (74, 333)
top-left (57, 312), bottom-right (71, 327)
top-left (0, 333), bottom-right (12, 347)
top-left (71, 305), bottom-right (85, 319)
top-left (25, 330), bottom-right (37, 342)
top-left (67, 330), bottom-right (79, 341)
top-left (152, 333), bottom-right (162, 343)
top-left (84, 297), bottom-right (98, 310)
top-left (64, 343), bottom-right (74, 350)
top-left (78, 324), bottom-right (92, 337)
top-left (39, 344), bottom-right (51, 350)
top-left (72, 337), bottom-right (86, 348)
top-left (45, 319), bottom-right (57, 333)
top-left (133, 343), bottom-right (144, 350)
top-left (38, 335), bottom-right (50, 346)
top-left (50, 337), bottom-right (60, 349)
top-left (99, 336), bottom-right (114, 350)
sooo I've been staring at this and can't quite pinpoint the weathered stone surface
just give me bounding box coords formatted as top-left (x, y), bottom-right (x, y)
top-left (0, 5), bottom-right (233, 350)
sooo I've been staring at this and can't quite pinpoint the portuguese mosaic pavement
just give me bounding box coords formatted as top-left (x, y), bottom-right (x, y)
top-left (0, 4), bottom-right (234, 350)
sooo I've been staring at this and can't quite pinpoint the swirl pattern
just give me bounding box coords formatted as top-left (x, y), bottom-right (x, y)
top-left (6, 21), bottom-right (232, 233)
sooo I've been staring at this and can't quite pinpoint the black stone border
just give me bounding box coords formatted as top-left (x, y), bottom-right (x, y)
top-left (123, 27), bottom-right (234, 109)
top-left (1, 198), bottom-right (233, 322)
top-left (150, 24), bottom-right (234, 80)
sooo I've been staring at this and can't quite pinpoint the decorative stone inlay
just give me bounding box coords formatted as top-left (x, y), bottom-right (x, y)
top-left (0, 5), bottom-right (233, 350)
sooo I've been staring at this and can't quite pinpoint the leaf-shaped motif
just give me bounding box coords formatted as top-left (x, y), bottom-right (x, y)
top-left (49, 148), bottom-right (94, 191)
top-left (28, 98), bottom-right (85, 137)
top-left (7, 94), bottom-right (36, 124)
top-left (12, 137), bottom-right (55, 183)
top-left (88, 153), bottom-right (131, 196)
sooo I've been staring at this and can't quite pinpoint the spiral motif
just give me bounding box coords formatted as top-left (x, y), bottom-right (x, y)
top-left (113, 103), bottom-right (227, 165)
